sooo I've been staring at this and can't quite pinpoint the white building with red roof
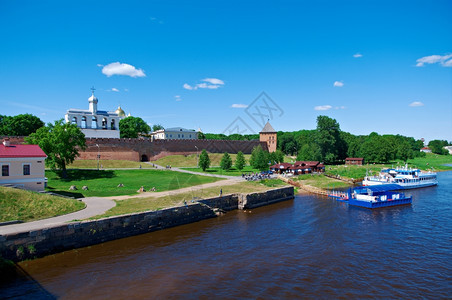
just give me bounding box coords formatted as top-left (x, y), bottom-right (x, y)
top-left (0, 138), bottom-right (47, 191)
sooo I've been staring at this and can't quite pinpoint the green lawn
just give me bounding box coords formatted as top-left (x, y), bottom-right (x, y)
top-left (181, 165), bottom-right (260, 176)
top-left (406, 153), bottom-right (452, 171)
top-left (45, 169), bottom-right (224, 198)
top-left (67, 160), bottom-right (154, 169)
top-left (153, 153), bottom-right (252, 168)
top-left (94, 180), bottom-right (289, 218)
top-left (325, 164), bottom-right (386, 180)
top-left (0, 186), bottom-right (85, 222)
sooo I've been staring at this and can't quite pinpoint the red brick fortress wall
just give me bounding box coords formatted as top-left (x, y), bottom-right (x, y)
top-left (81, 138), bottom-right (267, 162)
top-left (1, 136), bottom-right (267, 162)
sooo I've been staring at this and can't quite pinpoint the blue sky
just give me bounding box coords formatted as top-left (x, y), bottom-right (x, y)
top-left (1, 0), bottom-right (451, 142)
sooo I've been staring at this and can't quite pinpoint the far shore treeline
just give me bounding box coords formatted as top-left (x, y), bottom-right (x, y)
top-left (1, 113), bottom-right (451, 165)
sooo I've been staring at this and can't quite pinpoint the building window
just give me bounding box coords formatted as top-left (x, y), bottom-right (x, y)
top-left (23, 164), bottom-right (30, 176)
top-left (2, 165), bottom-right (9, 176)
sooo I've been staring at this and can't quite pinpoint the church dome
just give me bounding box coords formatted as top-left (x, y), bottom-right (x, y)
top-left (88, 94), bottom-right (98, 102)
top-left (115, 106), bottom-right (126, 117)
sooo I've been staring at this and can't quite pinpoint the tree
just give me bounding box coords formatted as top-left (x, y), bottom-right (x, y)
top-left (297, 143), bottom-right (322, 161)
top-left (26, 119), bottom-right (86, 178)
top-left (220, 152), bottom-right (232, 170)
top-left (360, 133), bottom-right (392, 163)
top-left (269, 149), bottom-right (284, 164)
top-left (235, 151), bottom-right (246, 170)
top-left (119, 116), bottom-right (151, 138)
top-left (428, 140), bottom-right (449, 155)
top-left (199, 149), bottom-right (210, 171)
top-left (0, 114), bottom-right (44, 136)
top-left (152, 124), bottom-right (164, 132)
top-left (315, 115), bottom-right (344, 163)
top-left (250, 145), bottom-right (269, 171)
top-left (396, 140), bottom-right (414, 162)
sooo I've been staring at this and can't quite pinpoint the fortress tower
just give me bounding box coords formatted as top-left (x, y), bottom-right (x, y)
top-left (259, 121), bottom-right (277, 152)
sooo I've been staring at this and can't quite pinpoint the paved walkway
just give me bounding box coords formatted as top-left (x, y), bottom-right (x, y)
top-left (0, 197), bottom-right (116, 235)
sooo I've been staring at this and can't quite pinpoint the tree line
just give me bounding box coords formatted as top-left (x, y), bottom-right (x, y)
top-left (278, 116), bottom-right (450, 164)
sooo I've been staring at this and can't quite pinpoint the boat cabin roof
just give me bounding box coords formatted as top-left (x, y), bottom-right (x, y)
top-left (355, 184), bottom-right (403, 194)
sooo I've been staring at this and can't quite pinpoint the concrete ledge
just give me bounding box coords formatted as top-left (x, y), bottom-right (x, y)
top-left (0, 186), bottom-right (294, 262)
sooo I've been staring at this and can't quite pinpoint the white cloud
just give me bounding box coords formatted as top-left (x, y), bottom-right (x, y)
top-left (183, 83), bottom-right (194, 90)
top-left (150, 17), bottom-right (164, 24)
top-left (184, 78), bottom-right (225, 90)
top-left (314, 105), bottom-right (332, 111)
top-left (196, 82), bottom-right (221, 89)
top-left (353, 53), bottom-right (363, 58)
top-left (335, 106), bottom-right (346, 110)
top-left (202, 78), bottom-right (224, 85)
top-left (101, 62), bottom-right (146, 77)
top-left (416, 54), bottom-right (452, 67)
top-left (175, 95), bottom-right (182, 101)
top-left (97, 64), bottom-right (104, 67)
top-left (409, 101), bottom-right (424, 107)
top-left (231, 104), bottom-right (248, 108)
top-left (111, 88), bottom-right (119, 92)
top-left (333, 81), bottom-right (344, 87)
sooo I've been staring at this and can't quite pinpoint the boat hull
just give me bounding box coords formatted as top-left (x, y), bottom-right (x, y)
top-left (348, 196), bottom-right (412, 209)
top-left (362, 179), bottom-right (437, 189)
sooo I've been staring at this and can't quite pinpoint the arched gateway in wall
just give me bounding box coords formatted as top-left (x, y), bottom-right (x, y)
top-left (65, 88), bottom-right (126, 138)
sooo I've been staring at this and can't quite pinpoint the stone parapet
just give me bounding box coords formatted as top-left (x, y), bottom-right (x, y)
top-left (0, 186), bottom-right (294, 262)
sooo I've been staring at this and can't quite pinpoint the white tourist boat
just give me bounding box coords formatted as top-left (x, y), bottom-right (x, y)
top-left (362, 164), bottom-right (437, 189)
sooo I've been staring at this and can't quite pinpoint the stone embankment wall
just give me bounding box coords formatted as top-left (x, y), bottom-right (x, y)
top-left (238, 187), bottom-right (295, 209)
top-left (0, 136), bottom-right (266, 162)
top-left (0, 187), bottom-right (294, 262)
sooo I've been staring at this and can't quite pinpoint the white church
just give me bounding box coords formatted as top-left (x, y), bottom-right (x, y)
top-left (65, 88), bottom-right (126, 138)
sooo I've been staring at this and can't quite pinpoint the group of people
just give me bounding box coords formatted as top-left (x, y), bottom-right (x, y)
top-left (242, 172), bottom-right (272, 181)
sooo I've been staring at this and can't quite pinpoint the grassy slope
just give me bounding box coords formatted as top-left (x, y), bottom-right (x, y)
top-left (153, 153), bottom-right (252, 167)
top-left (181, 165), bottom-right (260, 176)
top-left (407, 153), bottom-right (452, 171)
top-left (0, 186), bottom-right (85, 222)
top-left (95, 180), bottom-right (289, 218)
top-left (46, 169), bottom-right (224, 198)
top-left (295, 174), bottom-right (350, 189)
top-left (67, 160), bottom-right (154, 169)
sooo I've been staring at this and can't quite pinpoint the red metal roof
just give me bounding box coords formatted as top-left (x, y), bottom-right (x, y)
top-left (270, 163), bottom-right (293, 169)
top-left (345, 157), bottom-right (363, 161)
top-left (0, 144), bottom-right (47, 158)
top-left (288, 165), bottom-right (311, 170)
top-left (294, 161), bottom-right (319, 167)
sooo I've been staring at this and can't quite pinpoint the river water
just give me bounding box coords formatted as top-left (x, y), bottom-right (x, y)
top-left (1, 172), bottom-right (451, 299)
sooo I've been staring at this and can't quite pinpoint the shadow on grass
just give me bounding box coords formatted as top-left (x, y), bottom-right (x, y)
top-left (48, 190), bottom-right (85, 199)
top-left (57, 169), bottom-right (116, 182)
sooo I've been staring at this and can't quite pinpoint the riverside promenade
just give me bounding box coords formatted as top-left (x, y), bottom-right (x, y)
top-left (0, 163), bottom-right (244, 236)
top-left (0, 197), bottom-right (116, 235)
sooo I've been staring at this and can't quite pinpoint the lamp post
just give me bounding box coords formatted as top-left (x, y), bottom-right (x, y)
top-left (96, 144), bottom-right (100, 170)
top-left (195, 146), bottom-right (199, 168)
